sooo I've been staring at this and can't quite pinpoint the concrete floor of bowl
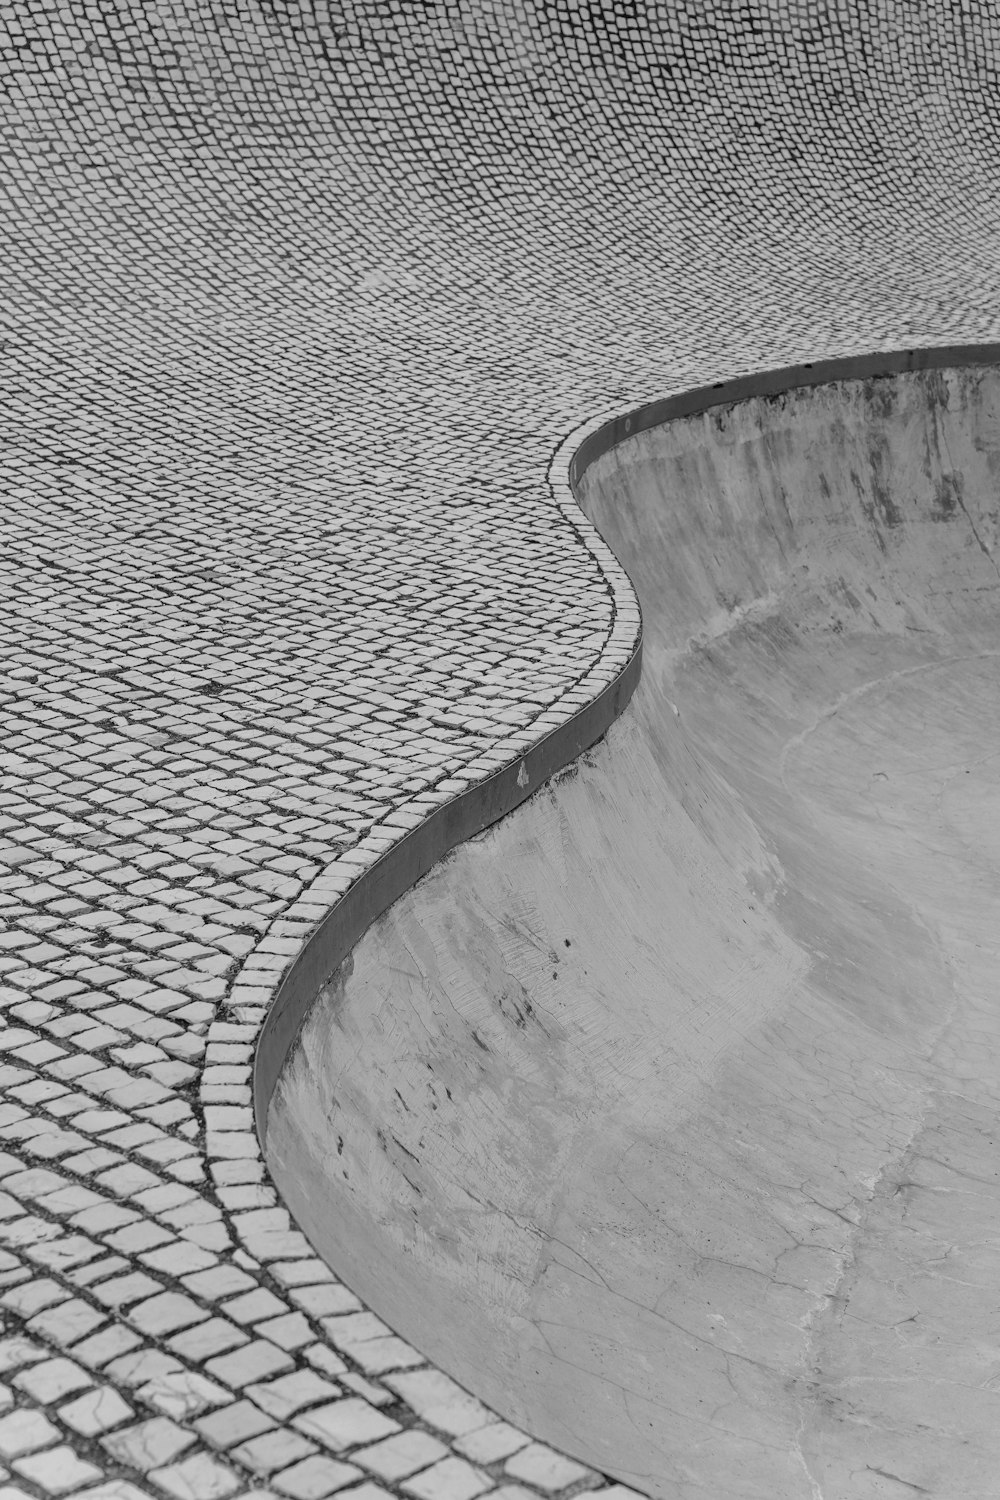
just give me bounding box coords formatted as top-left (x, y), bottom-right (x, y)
top-left (268, 365), bottom-right (1000, 1500)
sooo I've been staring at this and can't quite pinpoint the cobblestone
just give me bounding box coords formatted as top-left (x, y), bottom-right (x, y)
top-left (0, 1408), bottom-right (61, 1459)
top-left (59, 1384), bottom-right (133, 1436)
top-left (102, 1415), bottom-right (197, 1470)
top-left (356, 1433), bottom-right (451, 1483)
top-left (503, 1447), bottom-right (595, 1493)
top-left (14, 1359), bottom-right (92, 1405)
top-left (14, 1443), bottom-right (103, 1492)
top-left (294, 1400), bottom-right (400, 1454)
top-left (402, 1460), bottom-right (493, 1500)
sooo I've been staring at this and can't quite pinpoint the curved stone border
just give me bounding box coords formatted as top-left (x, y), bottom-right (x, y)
top-left (253, 637), bottom-right (643, 1121)
top-left (252, 404), bottom-right (646, 1126)
top-left (254, 338), bottom-right (1000, 1140)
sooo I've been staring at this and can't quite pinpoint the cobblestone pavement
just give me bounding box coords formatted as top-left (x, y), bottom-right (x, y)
top-left (3, 1), bottom-right (1000, 1496)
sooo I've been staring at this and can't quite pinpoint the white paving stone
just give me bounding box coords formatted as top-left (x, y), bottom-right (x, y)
top-left (59, 1385), bottom-right (134, 1437)
top-left (0, 1408), bottom-right (61, 1459)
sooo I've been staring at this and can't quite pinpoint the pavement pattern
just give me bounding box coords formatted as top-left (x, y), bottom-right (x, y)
top-left (4, 1), bottom-right (1000, 1497)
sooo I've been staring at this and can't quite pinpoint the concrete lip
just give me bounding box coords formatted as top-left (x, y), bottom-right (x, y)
top-left (265, 355), bottom-right (1000, 1498)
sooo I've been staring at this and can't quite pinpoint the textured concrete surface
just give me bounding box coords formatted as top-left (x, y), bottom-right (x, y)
top-left (8, 0), bottom-right (1000, 1496)
top-left (271, 366), bottom-right (1000, 1499)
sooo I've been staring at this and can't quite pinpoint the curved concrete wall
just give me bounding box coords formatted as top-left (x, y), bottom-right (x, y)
top-left (254, 342), bottom-right (1000, 1126)
top-left (266, 355), bottom-right (1000, 1497)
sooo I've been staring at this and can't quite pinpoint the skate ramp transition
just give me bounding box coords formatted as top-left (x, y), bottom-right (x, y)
top-left (263, 352), bottom-right (1000, 1498)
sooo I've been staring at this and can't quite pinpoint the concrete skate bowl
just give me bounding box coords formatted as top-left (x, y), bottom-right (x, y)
top-left (262, 350), bottom-right (1000, 1500)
